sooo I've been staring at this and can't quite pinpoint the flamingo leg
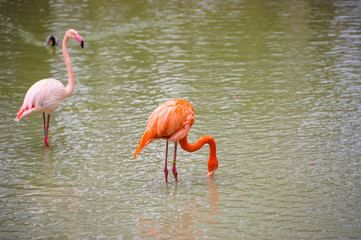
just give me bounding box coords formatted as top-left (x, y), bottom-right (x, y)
top-left (43, 113), bottom-right (46, 136)
top-left (172, 142), bottom-right (178, 182)
top-left (44, 114), bottom-right (50, 148)
top-left (164, 139), bottom-right (169, 183)
top-left (43, 113), bottom-right (48, 147)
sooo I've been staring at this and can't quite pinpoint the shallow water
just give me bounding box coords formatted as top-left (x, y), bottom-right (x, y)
top-left (0, 0), bottom-right (360, 238)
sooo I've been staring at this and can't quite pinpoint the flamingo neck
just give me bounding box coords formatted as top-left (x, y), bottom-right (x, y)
top-left (179, 135), bottom-right (218, 172)
top-left (63, 35), bottom-right (74, 99)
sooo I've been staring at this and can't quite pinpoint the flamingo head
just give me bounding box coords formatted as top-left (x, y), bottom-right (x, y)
top-left (207, 156), bottom-right (218, 178)
top-left (66, 29), bottom-right (84, 48)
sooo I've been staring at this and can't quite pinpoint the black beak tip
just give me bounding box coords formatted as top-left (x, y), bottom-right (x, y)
top-left (81, 41), bottom-right (84, 48)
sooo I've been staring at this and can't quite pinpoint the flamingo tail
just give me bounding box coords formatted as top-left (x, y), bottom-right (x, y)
top-left (15, 104), bottom-right (39, 122)
top-left (133, 131), bottom-right (153, 159)
top-left (15, 107), bottom-right (26, 122)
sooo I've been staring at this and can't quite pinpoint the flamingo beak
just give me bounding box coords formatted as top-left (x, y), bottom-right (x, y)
top-left (75, 34), bottom-right (84, 48)
top-left (207, 168), bottom-right (217, 178)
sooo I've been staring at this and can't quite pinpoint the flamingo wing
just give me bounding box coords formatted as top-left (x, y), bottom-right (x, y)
top-left (133, 99), bottom-right (195, 158)
top-left (16, 79), bottom-right (65, 121)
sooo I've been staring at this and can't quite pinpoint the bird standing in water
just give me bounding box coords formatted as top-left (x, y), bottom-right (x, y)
top-left (15, 29), bottom-right (84, 148)
top-left (133, 99), bottom-right (218, 182)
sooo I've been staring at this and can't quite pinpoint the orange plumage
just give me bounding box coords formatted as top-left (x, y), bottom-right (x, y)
top-left (134, 99), bottom-right (194, 157)
top-left (134, 99), bottom-right (218, 182)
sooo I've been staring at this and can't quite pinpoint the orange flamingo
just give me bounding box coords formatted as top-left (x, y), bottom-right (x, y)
top-left (133, 99), bottom-right (218, 182)
top-left (15, 29), bottom-right (84, 148)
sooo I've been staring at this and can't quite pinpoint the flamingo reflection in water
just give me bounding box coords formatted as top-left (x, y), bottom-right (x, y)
top-left (135, 178), bottom-right (220, 238)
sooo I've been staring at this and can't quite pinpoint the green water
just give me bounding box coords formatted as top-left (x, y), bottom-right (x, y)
top-left (1, 0), bottom-right (360, 238)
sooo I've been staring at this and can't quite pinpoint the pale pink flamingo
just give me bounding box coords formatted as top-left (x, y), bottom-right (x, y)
top-left (15, 29), bottom-right (84, 148)
top-left (133, 99), bottom-right (218, 182)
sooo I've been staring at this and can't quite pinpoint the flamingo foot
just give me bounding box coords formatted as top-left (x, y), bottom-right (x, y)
top-left (172, 165), bottom-right (178, 182)
top-left (164, 167), bottom-right (168, 183)
top-left (44, 137), bottom-right (50, 148)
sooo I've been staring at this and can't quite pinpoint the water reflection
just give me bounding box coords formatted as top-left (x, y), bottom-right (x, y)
top-left (136, 179), bottom-right (220, 239)
top-left (13, 149), bottom-right (82, 239)
top-left (44, 148), bottom-right (51, 173)
top-left (44, 44), bottom-right (59, 56)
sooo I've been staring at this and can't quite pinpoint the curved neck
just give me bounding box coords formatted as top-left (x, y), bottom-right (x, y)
top-left (63, 35), bottom-right (74, 99)
top-left (179, 135), bottom-right (215, 155)
top-left (179, 135), bottom-right (218, 172)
